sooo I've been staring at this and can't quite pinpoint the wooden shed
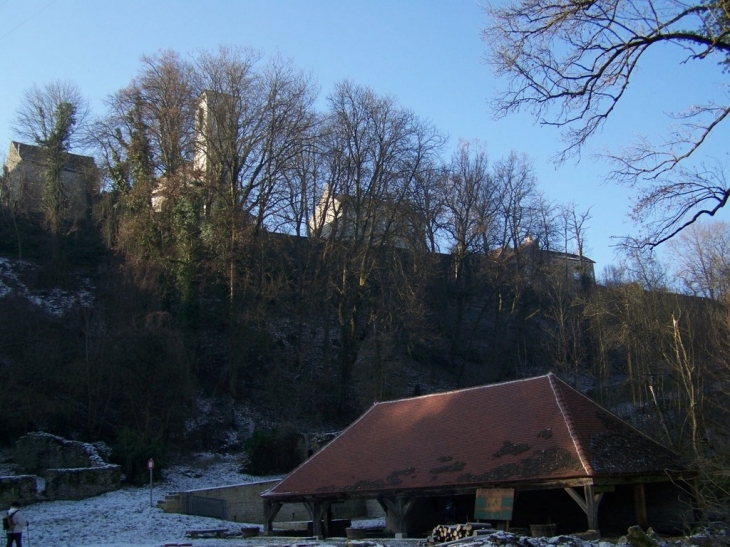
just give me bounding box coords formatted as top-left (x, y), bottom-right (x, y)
top-left (262, 374), bottom-right (693, 538)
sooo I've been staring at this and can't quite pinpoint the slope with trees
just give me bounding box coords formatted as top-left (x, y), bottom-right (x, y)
top-left (1, 45), bottom-right (730, 516)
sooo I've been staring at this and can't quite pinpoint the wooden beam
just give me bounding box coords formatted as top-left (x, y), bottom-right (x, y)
top-left (592, 473), bottom-right (695, 486)
top-left (564, 487), bottom-right (587, 514)
top-left (262, 473), bottom-right (690, 509)
top-left (377, 498), bottom-right (388, 514)
top-left (261, 477), bottom-right (596, 505)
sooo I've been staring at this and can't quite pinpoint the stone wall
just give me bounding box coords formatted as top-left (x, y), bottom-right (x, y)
top-left (3, 141), bottom-right (97, 220)
top-left (14, 432), bottom-right (107, 474)
top-left (3, 432), bottom-right (121, 502)
top-left (0, 476), bottom-right (37, 507)
top-left (45, 466), bottom-right (122, 501)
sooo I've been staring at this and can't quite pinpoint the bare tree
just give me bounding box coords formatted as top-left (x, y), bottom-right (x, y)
top-left (278, 124), bottom-right (324, 238)
top-left (131, 50), bottom-right (197, 177)
top-left (411, 163), bottom-right (448, 253)
top-left (14, 80), bottom-right (89, 150)
top-left (438, 141), bottom-right (498, 381)
top-left (442, 140), bottom-right (496, 279)
top-left (492, 152), bottom-right (541, 259)
top-left (13, 80), bottom-right (90, 263)
top-left (483, 0), bottom-right (730, 248)
top-left (194, 47), bottom-right (317, 305)
top-left (315, 81), bottom-right (444, 412)
top-left (542, 204), bottom-right (593, 385)
top-left (668, 220), bottom-right (730, 300)
top-left (95, 51), bottom-right (195, 181)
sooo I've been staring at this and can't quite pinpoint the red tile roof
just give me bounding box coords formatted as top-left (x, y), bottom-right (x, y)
top-left (264, 374), bottom-right (685, 500)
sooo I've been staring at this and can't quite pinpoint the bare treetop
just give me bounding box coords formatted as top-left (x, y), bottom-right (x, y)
top-left (483, 0), bottom-right (730, 249)
top-left (13, 80), bottom-right (89, 151)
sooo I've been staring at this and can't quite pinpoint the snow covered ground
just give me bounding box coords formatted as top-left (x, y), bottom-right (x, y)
top-left (5, 453), bottom-right (725, 547)
top-left (6, 454), bottom-right (295, 547)
top-left (4, 453), bottom-right (400, 547)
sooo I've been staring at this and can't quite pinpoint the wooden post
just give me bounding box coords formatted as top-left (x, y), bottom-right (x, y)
top-left (380, 496), bottom-right (415, 537)
top-left (263, 500), bottom-right (282, 535)
top-left (564, 486), bottom-right (603, 531)
top-left (634, 483), bottom-right (648, 529)
top-left (584, 485), bottom-right (602, 530)
top-left (324, 502), bottom-right (333, 537)
top-left (304, 500), bottom-right (330, 539)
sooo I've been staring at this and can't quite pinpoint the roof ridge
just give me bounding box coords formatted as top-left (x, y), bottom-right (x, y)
top-left (377, 374), bottom-right (551, 406)
top-left (547, 372), bottom-right (593, 476)
top-left (548, 373), bottom-right (680, 456)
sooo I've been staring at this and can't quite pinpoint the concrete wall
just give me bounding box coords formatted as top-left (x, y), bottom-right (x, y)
top-left (159, 479), bottom-right (385, 524)
top-left (366, 499), bottom-right (386, 518)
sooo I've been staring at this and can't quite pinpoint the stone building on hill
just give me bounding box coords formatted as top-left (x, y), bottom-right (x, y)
top-left (2, 141), bottom-right (98, 220)
top-left (492, 235), bottom-right (596, 289)
top-left (308, 184), bottom-right (427, 251)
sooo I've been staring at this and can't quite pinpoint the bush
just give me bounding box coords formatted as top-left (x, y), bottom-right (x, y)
top-left (110, 428), bottom-right (168, 485)
top-left (243, 424), bottom-right (305, 475)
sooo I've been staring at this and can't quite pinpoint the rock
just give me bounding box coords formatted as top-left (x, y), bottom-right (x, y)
top-left (626, 526), bottom-right (659, 547)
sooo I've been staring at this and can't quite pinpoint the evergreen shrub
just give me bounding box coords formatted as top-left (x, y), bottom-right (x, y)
top-left (243, 424), bottom-right (305, 475)
top-left (110, 428), bottom-right (167, 485)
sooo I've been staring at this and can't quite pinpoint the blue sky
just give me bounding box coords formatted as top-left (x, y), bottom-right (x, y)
top-left (1, 0), bottom-right (728, 272)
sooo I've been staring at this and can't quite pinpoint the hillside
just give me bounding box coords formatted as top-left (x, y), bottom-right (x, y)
top-left (1, 212), bottom-right (729, 524)
top-left (0, 241), bottom-right (489, 453)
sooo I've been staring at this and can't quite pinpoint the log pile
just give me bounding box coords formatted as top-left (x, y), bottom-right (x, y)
top-left (427, 523), bottom-right (493, 544)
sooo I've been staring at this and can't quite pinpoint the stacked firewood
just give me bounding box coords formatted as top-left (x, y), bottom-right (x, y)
top-left (427, 523), bottom-right (493, 544)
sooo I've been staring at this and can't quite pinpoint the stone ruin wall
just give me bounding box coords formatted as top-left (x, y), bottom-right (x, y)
top-left (0, 432), bottom-right (120, 504)
top-left (0, 476), bottom-right (37, 507)
top-left (44, 466), bottom-right (121, 501)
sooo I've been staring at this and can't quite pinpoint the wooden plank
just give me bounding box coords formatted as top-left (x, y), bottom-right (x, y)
top-left (185, 528), bottom-right (227, 538)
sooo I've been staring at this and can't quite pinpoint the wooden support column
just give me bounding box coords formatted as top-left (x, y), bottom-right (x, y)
top-left (304, 500), bottom-right (331, 539)
top-left (324, 502), bottom-right (333, 538)
top-left (634, 483), bottom-right (648, 529)
top-left (564, 486), bottom-right (604, 531)
top-left (584, 485), bottom-right (603, 530)
top-left (379, 496), bottom-right (416, 537)
top-left (263, 500), bottom-right (282, 535)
